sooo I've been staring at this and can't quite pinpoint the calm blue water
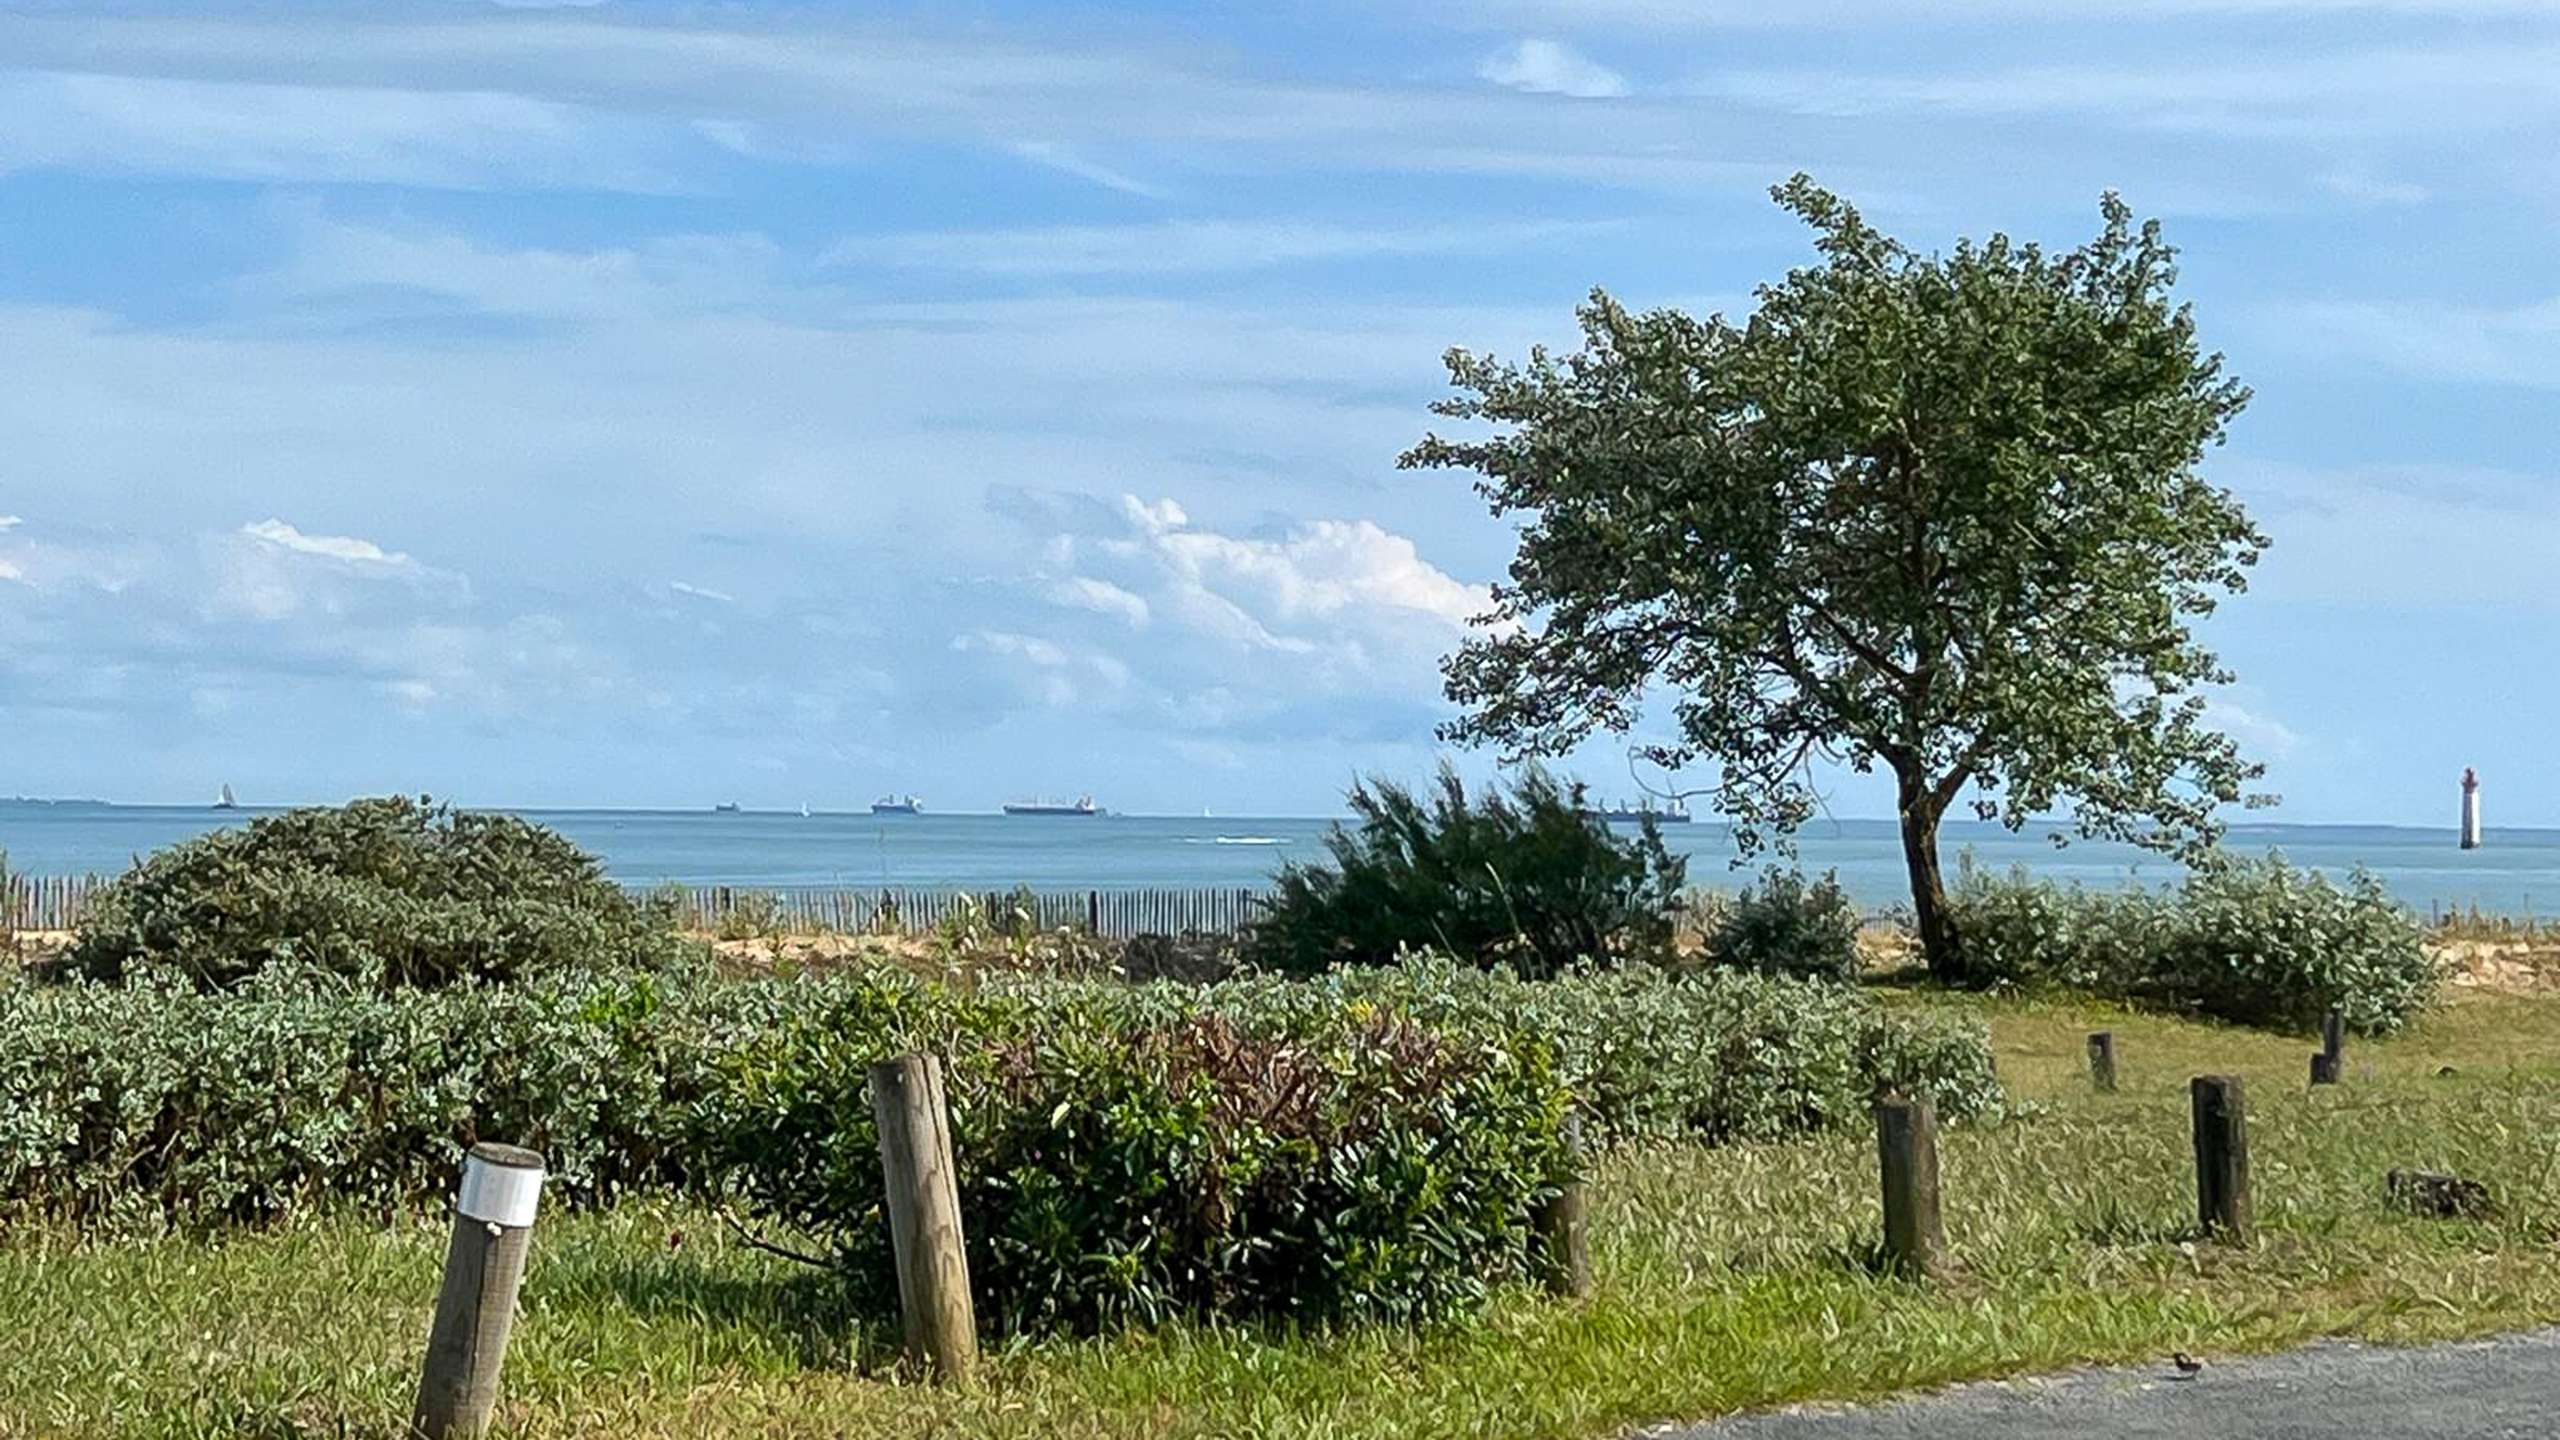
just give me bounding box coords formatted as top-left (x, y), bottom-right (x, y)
top-left (3, 802), bottom-right (2554, 917)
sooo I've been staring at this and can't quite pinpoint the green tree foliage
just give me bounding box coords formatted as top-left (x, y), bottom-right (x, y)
top-left (1403, 176), bottom-right (2267, 984)
top-left (65, 795), bottom-right (689, 991)
top-left (1245, 766), bottom-right (1687, 979)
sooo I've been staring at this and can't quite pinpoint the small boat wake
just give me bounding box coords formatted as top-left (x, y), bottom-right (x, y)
top-left (1181, 835), bottom-right (1290, 846)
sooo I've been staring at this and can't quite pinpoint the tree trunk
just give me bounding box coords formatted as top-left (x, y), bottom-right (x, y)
top-left (1897, 784), bottom-right (1965, 984)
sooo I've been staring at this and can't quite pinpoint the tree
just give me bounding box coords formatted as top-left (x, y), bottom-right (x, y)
top-left (1401, 176), bottom-right (2268, 983)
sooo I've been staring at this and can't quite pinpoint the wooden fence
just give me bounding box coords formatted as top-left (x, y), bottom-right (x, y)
top-left (1, 873), bottom-right (1269, 939)
top-left (665, 885), bottom-right (1268, 939)
top-left (2, 873), bottom-right (106, 931)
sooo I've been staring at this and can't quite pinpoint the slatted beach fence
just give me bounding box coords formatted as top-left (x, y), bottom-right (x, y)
top-left (2, 872), bottom-right (111, 931)
top-left (662, 885), bottom-right (1270, 939)
top-left (0, 873), bottom-right (1269, 939)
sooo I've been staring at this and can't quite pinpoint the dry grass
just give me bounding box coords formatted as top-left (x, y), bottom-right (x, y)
top-left (4, 991), bottom-right (2558, 1439)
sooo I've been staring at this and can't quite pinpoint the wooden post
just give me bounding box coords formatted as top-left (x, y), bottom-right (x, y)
top-left (1532, 1113), bottom-right (1592, 1299)
top-left (1087, 889), bottom-right (1101, 936)
top-left (870, 1054), bottom-right (977, 1383)
top-left (412, 1143), bottom-right (546, 1440)
top-left (2190, 1075), bottom-right (2253, 1244)
top-left (1876, 1094), bottom-right (1947, 1279)
top-left (2312, 1008), bottom-right (2345, 1086)
top-left (2086, 1031), bottom-right (2118, 1093)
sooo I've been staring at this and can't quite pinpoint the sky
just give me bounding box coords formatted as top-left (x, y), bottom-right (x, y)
top-left (0, 1), bottom-right (2554, 823)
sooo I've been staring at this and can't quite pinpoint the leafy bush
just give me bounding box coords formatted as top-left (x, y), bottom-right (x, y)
top-left (0, 960), bottom-right (2000, 1331)
top-left (705, 970), bottom-right (1565, 1332)
top-left (1248, 766), bottom-right (1688, 979)
top-left (0, 965), bottom-right (738, 1229)
top-left (1947, 853), bottom-right (2438, 1033)
top-left (62, 796), bottom-right (691, 991)
top-left (1307, 960), bottom-right (2003, 1145)
top-left (1704, 867), bottom-right (1863, 983)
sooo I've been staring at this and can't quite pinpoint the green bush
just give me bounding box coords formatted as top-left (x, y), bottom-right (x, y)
top-left (704, 970), bottom-right (1566, 1332)
top-left (1947, 853), bottom-right (2438, 1033)
top-left (1309, 960), bottom-right (2003, 1145)
top-left (63, 796), bottom-right (691, 991)
top-left (0, 960), bottom-right (2001, 1330)
top-left (1248, 766), bottom-right (1688, 979)
top-left (1704, 867), bottom-right (1863, 983)
top-left (0, 965), bottom-right (738, 1229)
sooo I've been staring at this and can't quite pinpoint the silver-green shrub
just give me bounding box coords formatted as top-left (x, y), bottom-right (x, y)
top-left (1947, 852), bottom-right (2438, 1033)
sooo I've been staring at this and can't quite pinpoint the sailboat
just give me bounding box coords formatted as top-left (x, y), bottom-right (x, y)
top-left (213, 783), bottom-right (238, 810)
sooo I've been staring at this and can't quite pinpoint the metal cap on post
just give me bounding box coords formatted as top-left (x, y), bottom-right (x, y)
top-left (413, 1143), bottom-right (546, 1440)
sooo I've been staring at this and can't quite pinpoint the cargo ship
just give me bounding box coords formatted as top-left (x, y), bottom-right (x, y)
top-left (871, 794), bottom-right (924, 815)
top-left (1581, 798), bottom-right (1692, 824)
top-left (1003, 795), bottom-right (1101, 817)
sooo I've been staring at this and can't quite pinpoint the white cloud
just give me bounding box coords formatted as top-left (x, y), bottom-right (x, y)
top-left (669, 580), bottom-right (736, 604)
top-left (1045, 576), bottom-right (1150, 627)
top-left (0, 515), bottom-right (21, 529)
top-left (1479, 39), bottom-right (1628, 98)
top-left (2203, 697), bottom-right (2300, 760)
top-left (2318, 170), bottom-right (2429, 205)
top-left (240, 518), bottom-right (415, 568)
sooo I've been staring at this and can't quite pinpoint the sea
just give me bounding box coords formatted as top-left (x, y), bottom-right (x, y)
top-left (3, 802), bottom-right (2555, 918)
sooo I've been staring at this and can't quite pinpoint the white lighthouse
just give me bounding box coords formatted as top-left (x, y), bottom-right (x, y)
top-left (2460, 767), bottom-right (2482, 850)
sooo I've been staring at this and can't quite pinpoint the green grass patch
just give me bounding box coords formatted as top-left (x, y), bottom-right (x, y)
top-left (6, 991), bottom-right (2558, 1439)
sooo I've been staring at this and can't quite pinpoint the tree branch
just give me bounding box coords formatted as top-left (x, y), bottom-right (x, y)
top-left (716, 1205), bottom-right (837, 1270)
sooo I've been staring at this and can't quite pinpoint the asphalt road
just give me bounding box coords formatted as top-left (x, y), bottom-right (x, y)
top-left (1668, 1329), bottom-right (2560, 1439)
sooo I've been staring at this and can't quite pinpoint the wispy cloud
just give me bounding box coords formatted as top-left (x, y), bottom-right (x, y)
top-left (669, 580), bottom-right (735, 604)
top-left (1006, 141), bottom-right (1169, 199)
top-left (0, 69), bottom-right (681, 192)
top-left (1478, 39), bottom-right (1628, 98)
top-left (825, 217), bottom-right (1620, 276)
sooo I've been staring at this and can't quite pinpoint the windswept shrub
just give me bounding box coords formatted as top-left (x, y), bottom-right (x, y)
top-left (1248, 766), bottom-right (1688, 978)
top-left (63, 796), bottom-right (691, 991)
top-left (1946, 853), bottom-right (2437, 1033)
top-left (1705, 867), bottom-right (1863, 983)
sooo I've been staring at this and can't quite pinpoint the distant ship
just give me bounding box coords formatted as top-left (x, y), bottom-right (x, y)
top-left (213, 783), bottom-right (238, 810)
top-left (713, 801), bottom-right (741, 813)
top-left (1003, 795), bottom-right (1101, 817)
top-left (1581, 798), bottom-right (1692, 824)
top-left (871, 794), bottom-right (923, 815)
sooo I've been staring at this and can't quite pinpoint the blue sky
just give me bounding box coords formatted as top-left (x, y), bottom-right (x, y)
top-left (0, 0), bottom-right (2552, 823)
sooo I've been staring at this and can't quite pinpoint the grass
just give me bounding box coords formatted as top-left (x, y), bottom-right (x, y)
top-left (5, 990), bottom-right (2558, 1439)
